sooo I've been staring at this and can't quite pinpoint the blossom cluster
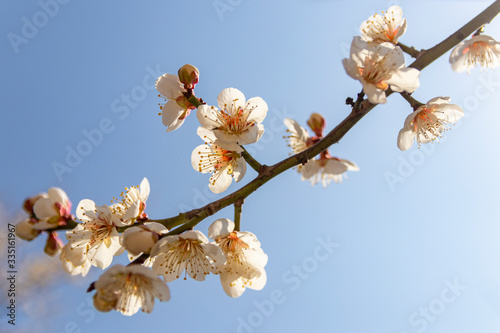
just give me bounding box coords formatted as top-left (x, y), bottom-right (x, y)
top-left (13, 2), bottom-right (500, 319)
top-left (16, 179), bottom-right (267, 315)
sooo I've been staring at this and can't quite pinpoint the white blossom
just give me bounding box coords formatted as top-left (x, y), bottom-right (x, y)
top-left (156, 73), bottom-right (195, 131)
top-left (191, 127), bottom-right (247, 194)
top-left (209, 218), bottom-right (268, 298)
top-left (450, 35), bottom-right (500, 73)
top-left (361, 5), bottom-right (407, 44)
top-left (110, 177), bottom-right (150, 226)
top-left (93, 264), bottom-right (170, 316)
top-left (397, 97), bottom-right (464, 150)
top-left (60, 243), bottom-right (91, 277)
top-left (151, 230), bottom-right (225, 282)
top-left (66, 199), bottom-right (124, 269)
top-left (343, 36), bottom-right (420, 104)
top-left (301, 157), bottom-right (359, 188)
top-left (197, 88), bottom-right (268, 146)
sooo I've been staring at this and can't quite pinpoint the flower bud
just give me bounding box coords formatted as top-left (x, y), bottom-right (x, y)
top-left (93, 289), bottom-right (117, 313)
top-left (23, 194), bottom-right (46, 216)
top-left (121, 222), bottom-right (168, 256)
top-left (16, 219), bottom-right (41, 241)
top-left (44, 232), bottom-right (64, 256)
top-left (307, 113), bottom-right (326, 137)
top-left (178, 64), bottom-right (199, 89)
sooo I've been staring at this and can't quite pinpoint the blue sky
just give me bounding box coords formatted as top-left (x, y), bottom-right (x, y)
top-left (2, 0), bottom-right (500, 332)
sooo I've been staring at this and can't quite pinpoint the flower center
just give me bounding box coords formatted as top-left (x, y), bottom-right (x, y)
top-left (463, 41), bottom-right (500, 69)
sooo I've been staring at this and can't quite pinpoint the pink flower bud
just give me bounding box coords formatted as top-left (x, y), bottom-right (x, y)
top-left (44, 232), bottom-right (64, 256)
top-left (307, 113), bottom-right (326, 137)
top-left (23, 194), bottom-right (45, 216)
top-left (178, 64), bottom-right (199, 89)
top-left (16, 219), bottom-right (41, 241)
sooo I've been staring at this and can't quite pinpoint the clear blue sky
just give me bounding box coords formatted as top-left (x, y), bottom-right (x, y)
top-left (2, 0), bottom-right (500, 332)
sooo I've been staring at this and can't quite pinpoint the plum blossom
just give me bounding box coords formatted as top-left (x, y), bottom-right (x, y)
top-left (192, 127), bottom-right (247, 194)
top-left (450, 35), bottom-right (500, 73)
top-left (66, 199), bottom-right (124, 269)
top-left (92, 264), bottom-right (170, 316)
top-left (110, 177), bottom-right (150, 226)
top-left (60, 243), bottom-right (91, 277)
top-left (208, 218), bottom-right (268, 298)
top-left (301, 152), bottom-right (359, 188)
top-left (343, 36), bottom-right (420, 104)
top-left (397, 97), bottom-right (464, 151)
top-left (197, 88), bottom-right (268, 146)
top-left (151, 230), bottom-right (225, 282)
top-left (361, 5), bottom-right (407, 44)
top-left (32, 187), bottom-right (72, 230)
top-left (156, 73), bottom-right (196, 131)
top-left (283, 118), bottom-right (311, 155)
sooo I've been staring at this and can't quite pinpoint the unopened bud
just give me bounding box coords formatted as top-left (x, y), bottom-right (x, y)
top-left (16, 219), bottom-right (41, 241)
top-left (178, 64), bottom-right (199, 89)
top-left (44, 232), bottom-right (64, 256)
top-left (307, 113), bottom-right (326, 137)
top-left (121, 222), bottom-right (168, 256)
top-left (23, 194), bottom-right (45, 216)
top-left (93, 289), bottom-right (117, 313)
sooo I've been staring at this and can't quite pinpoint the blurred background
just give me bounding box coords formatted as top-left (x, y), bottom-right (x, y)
top-left (1, 0), bottom-right (500, 332)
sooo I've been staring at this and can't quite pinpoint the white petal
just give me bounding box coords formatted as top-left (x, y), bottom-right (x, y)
top-left (209, 169), bottom-right (233, 194)
top-left (76, 199), bottom-right (97, 222)
top-left (208, 218), bottom-right (235, 239)
top-left (191, 144), bottom-right (212, 174)
top-left (386, 67), bottom-right (420, 93)
top-left (162, 101), bottom-right (184, 127)
top-left (301, 161), bottom-right (320, 180)
top-left (245, 97), bottom-right (268, 124)
top-left (47, 187), bottom-right (69, 205)
top-left (167, 116), bottom-right (186, 132)
top-left (363, 83), bottom-right (387, 104)
top-left (217, 88), bottom-right (246, 111)
top-left (220, 273), bottom-right (245, 298)
top-left (236, 124), bottom-right (264, 145)
top-left (33, 198), bottom-right (56, 220)
top-left (394, 18), bottom-right (407, 42)
top-left (323, 160), bottom-right (348, 175)
top-left (397, 128), bottom-right (416, 151)
top-left (246, 268), bottom-right (267, 291)
top-left (233, 157), bottom-right (247, 183)
top-left (156, 74), bottom-right (183, 98)
top-left (342, 58), bottom-right (361, 81)
top-left (438, 104), bottom-right (464, 123)
top-left (197, 105), bottom-right (221, 129)
top-left (139, 177), bottom-right (150, 201)
top-left (284, 118), bottom-right (309, 141)
top-left (196, 126), bottom-right (217, 142)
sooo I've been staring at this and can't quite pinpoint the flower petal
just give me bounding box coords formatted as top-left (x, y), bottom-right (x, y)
top-left (156, 74), bottom-right (183, 98)
top-left (386, 67), bottom-right (420, 93)
top-left (217, 88), bottom-right (246, 112)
